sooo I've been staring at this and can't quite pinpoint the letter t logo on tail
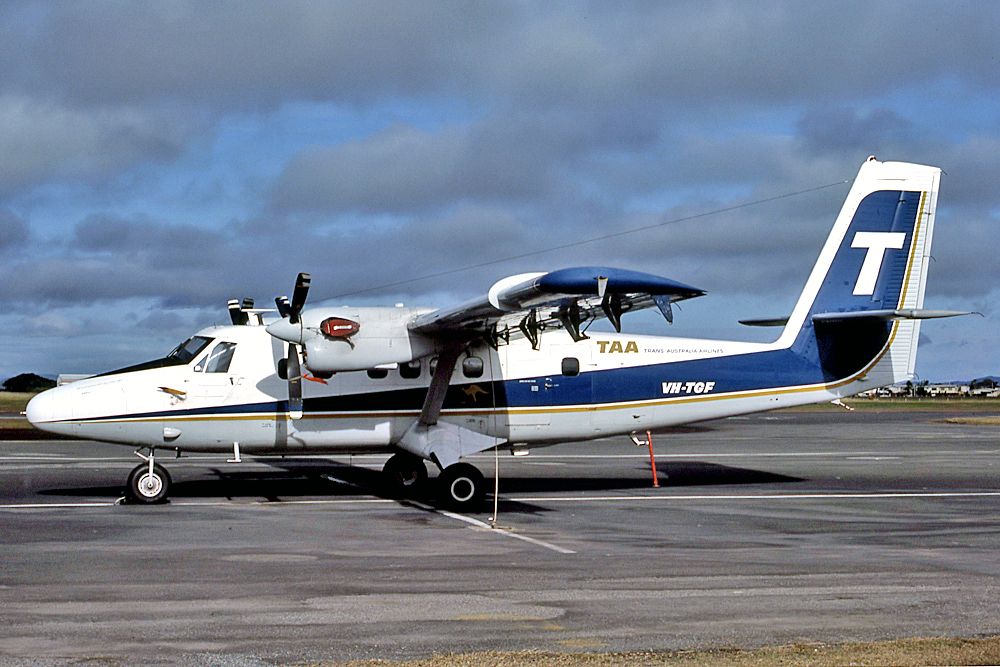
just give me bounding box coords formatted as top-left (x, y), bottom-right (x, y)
top-left (850, 231), bottom-right (905, 295)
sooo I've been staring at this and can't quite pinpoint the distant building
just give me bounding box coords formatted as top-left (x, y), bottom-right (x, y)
top-left (926, 384), bottom-right (969, 397)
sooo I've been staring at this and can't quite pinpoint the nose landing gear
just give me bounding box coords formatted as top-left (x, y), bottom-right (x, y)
top-left (126, 449), bottom-right (171, 504)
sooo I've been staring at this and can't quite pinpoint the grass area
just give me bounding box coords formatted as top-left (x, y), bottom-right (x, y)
top-left (323, 636), bottom-right (1000, 666)
top-left (941, 416), bottom-right (1000, 425)
top-left (0, 391), bottom-right (34, 413)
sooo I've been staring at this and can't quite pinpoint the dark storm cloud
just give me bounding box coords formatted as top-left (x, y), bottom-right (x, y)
top-left (0, 209), bottom-right (29, 250)
top-left (1, 1), bottom-right (998, 380)
top-left (73, 213), bottom-right (219, 264)
top-left (5, 2), bottom-right (1000, 113)
top-left (0, 94), bottom-right (198, 195)
top-left (0, 1), bottom-right (511, 108)
top-left (797, 107), bottom-right (914, 154)
top-left (3, 2), bottom-right (1000, 202)
top-left (268, 112), bottom-right (637, 213)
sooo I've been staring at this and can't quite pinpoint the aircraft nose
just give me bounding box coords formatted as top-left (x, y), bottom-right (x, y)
top-left (26, 387), bottom-right (71, 427)
top-left (26, 389), bottom-right (53, 425)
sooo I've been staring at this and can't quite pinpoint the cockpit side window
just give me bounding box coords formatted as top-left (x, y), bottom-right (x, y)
top-left (196, 342), bottom-right (237, 373)
top-left (167, 336), bottom-right (213, 364)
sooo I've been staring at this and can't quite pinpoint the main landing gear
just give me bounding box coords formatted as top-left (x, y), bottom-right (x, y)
top-left (437, 462), bottom-right (486, 510)
top-left (382, 452), bottom-right (428, 495)
top-left (126, 449), bottom-right (171, 504)
top-left (381, 453), bottom-right (486, 511)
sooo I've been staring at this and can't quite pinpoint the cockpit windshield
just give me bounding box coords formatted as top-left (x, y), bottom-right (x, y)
top-left (166, 336), bottom-right (213, 364)
top-left (97, 335), bottom-right (215, 378)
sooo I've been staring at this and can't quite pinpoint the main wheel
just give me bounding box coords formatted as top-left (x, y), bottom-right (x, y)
top-left (126, 462), bottom-right (171, 504)
top-left (438, 463), bottom-right (485, 510)
top-left (382, 453), bottom-right (428, 496)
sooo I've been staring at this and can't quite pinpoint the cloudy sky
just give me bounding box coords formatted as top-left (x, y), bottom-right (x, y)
top-left (0, 1), bottom-right (997, 382)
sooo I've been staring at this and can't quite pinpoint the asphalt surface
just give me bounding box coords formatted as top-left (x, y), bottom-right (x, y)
top-left (1, 410), bottom-right (999, 665)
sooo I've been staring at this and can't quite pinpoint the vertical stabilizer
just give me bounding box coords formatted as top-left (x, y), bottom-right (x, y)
top-left (778, 157), bottom-right (941, 386)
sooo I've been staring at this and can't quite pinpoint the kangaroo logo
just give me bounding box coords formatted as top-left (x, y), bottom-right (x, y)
top-left (461, 384), bottom-right (488, 403)
top-left (850, 231), bottom-right (905, 296)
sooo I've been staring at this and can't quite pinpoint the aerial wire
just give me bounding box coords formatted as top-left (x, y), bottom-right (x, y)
top-left (328, 179), bottom-right (849, 300)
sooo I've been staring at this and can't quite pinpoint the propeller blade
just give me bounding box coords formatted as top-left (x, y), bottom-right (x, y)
top-left (228, 299), bottom-right (247, 326)
top-left (287, 344), bottom-right (303, 419)
top-left (241, 297), bottom-right (255, 310)
top-left (289, 272), bottom-right (311, 324)
top-left (275, 296), bottom-right (291, 318)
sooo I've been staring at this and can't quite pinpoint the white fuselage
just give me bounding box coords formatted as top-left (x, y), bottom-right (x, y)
top-left (25, 321), bottom-right (873, 455)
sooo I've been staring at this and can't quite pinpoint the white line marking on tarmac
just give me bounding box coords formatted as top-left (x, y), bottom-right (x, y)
top-left (846, 456), bottom-right (902, 461)
top-left (3, 491), bottom-right (999, 513)
top-left (469, 451), bottom-right (976, 460)
top-left (0, 502), bottom-right (116, 509)
top-left (321, 474), bottom-right (576, 554)
top-left (3, 447), bottom-right (996, 466)
top-left (322, 474), bottom-right (363, 489)
top-left (511, 491), bottom-right (1000, 503)
top-left (404, 499), bottom-right (576, 554)
top-left (0, 498), bottom-right (398, 510)
top-left (436, 508), bottom-right (576, 554)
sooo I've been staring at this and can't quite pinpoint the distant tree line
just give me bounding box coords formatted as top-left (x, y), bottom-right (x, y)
top-left (1, 373), bottom-right (56, 392)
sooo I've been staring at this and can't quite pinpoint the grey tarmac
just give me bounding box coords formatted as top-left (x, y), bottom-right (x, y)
top-left (1, 409), bottom-right (999, 665)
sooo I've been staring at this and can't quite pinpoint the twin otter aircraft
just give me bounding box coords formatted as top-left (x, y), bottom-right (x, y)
top-left (28, 158), bottom-right (966, 509)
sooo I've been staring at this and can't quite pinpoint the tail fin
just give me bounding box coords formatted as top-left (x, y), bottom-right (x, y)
top-left (778, 157), bottom-right (942, 387)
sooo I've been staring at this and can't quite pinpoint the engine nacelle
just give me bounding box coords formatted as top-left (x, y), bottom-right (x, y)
top-left (268, 306), bottom-right (438, 373)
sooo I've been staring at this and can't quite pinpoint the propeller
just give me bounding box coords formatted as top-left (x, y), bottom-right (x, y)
top-left (286, 343), bottom-right (303, 420)
top-left (267, 272), bottom-right (311, 420)
top-left (228, 299), bottom-right (248, 325)
top-left (289, 272), bottom-right (311, 324)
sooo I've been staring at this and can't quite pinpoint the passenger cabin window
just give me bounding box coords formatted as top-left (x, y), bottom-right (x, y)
top-left (196, 342), bottom-right (237, 373)
top-left (399, 359), bottom-right (421, 379)
top-left (462, 356), bottom-right (484, 378)
top-left (367, 368), bottom-right (389, 379)
top-left (561, 357), bottom-right (580, 377)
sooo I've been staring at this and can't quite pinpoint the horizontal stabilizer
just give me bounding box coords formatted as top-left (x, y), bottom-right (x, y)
top-left (812, 308), bottom-right (976, 323)
top-left (739, 317), bottom-right (789, 327)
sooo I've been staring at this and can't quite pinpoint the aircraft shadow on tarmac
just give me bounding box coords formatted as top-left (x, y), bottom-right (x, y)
top-left (494, 461), bottom-right (802, 493)
top-left (38, 458), bottom-right (802, 510)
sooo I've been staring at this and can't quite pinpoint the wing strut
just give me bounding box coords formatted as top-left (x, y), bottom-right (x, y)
top-left (419, 342), bottom-right (463, 427)
top-left (397, 342), bottom-right (506, 470)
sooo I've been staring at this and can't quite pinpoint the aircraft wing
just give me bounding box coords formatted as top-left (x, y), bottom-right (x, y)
top-left (408, 266), bottom-right (705, 348)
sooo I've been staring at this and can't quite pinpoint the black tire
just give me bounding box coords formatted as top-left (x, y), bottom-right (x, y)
top-left (438, 462), bottom-right (485, 510)
top-left (382, 453), bottom-right (428, 496)
top-left (126, 462), bottom-right (171, 504)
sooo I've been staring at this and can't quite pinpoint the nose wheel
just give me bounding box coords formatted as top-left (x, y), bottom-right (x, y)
top-left (126, 456), bottom-right (171, 504)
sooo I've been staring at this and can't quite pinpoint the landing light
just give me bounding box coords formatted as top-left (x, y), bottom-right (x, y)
top-left (320, 317), bottom-right (361, 339)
